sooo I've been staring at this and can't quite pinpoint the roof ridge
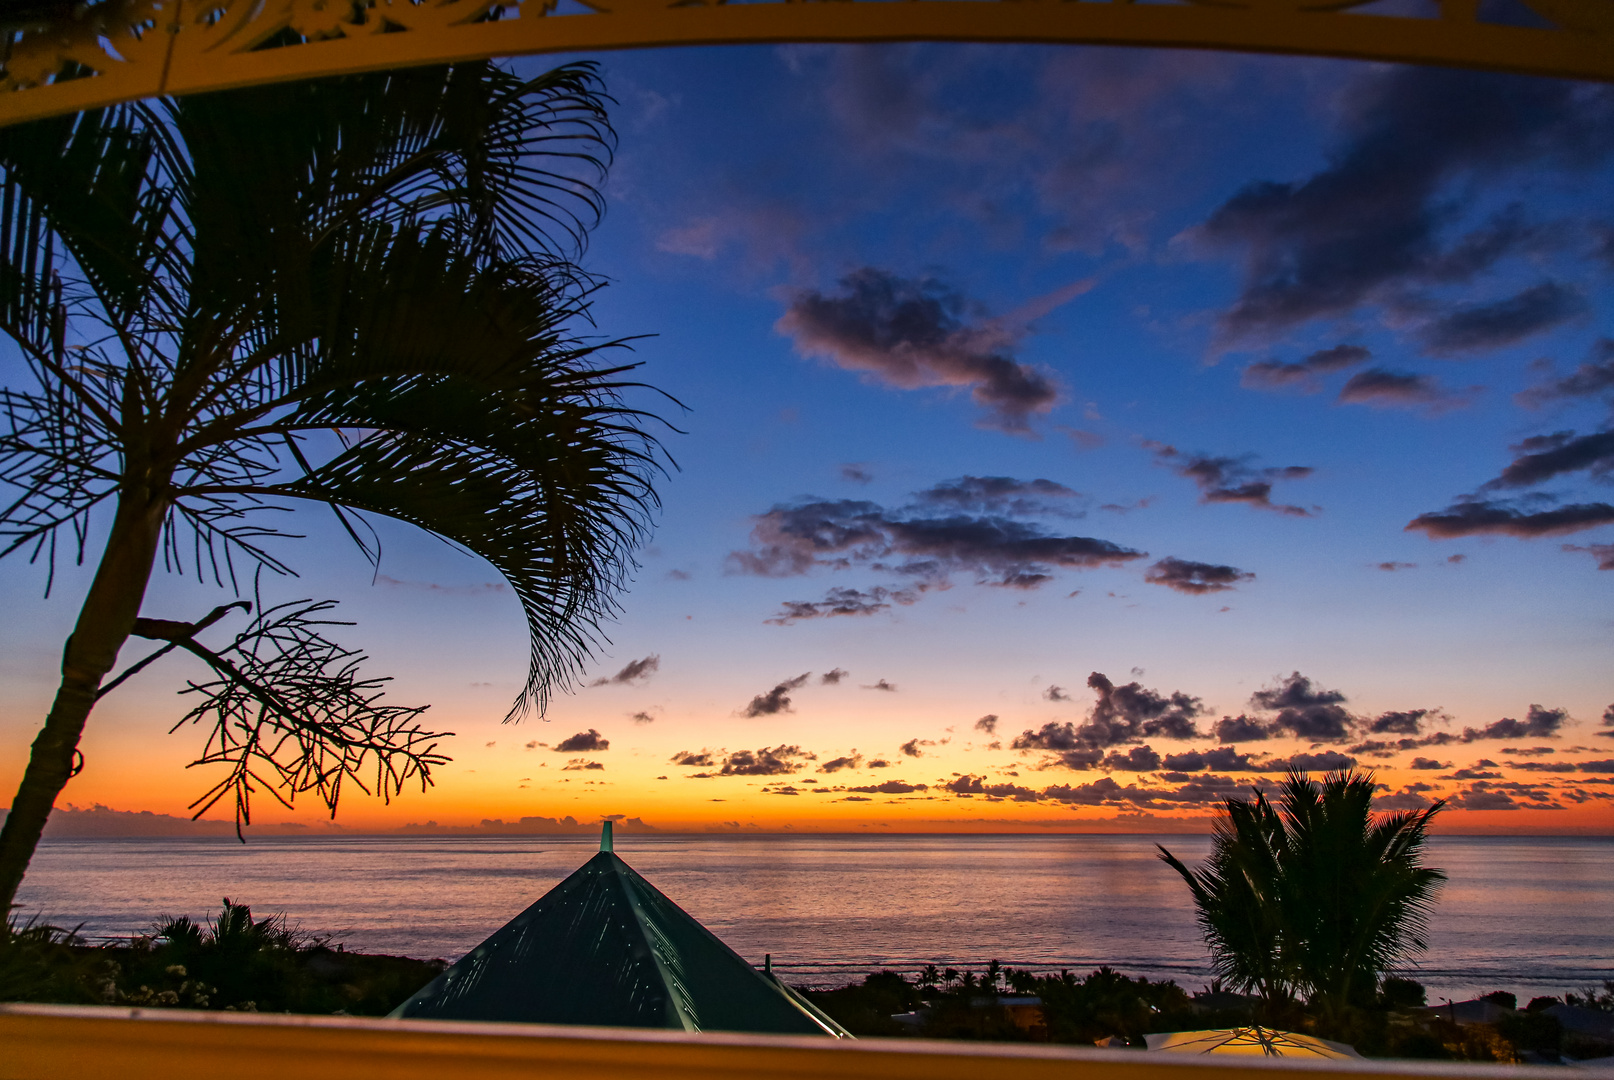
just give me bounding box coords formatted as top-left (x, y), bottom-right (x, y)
top-left (608, 853), bottom-right (701, 1032)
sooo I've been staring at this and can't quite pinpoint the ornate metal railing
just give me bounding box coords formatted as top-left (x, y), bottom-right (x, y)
top-left (1, 0), bottom-right (1611, 129)
top-left (1, 1003), bottom-right (1596, 1080)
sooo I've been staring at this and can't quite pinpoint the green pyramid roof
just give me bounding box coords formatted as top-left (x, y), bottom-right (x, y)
top-left (390, 827), bottom-right (850, 1037)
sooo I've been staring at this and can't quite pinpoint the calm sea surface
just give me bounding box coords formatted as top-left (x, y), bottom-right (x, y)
top-left (16, 833), bottom-right (1611, 1002)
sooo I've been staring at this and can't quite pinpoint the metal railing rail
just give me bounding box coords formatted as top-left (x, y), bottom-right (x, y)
top-left (4, 1003), bottom-right (1612, 1080)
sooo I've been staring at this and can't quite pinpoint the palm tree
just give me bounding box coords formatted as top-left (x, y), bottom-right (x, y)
top-left (0, 60), bottom-right (669, 920)
top-left (1159, 770), bottom-right (1446, 1015)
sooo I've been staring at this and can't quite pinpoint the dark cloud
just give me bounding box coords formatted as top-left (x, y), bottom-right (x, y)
top-left (1242, 344), bottom-right (1372, 392)
top-left (561, 758), bottom-right (604, 771)
top-left (1249, 672), bottom-right (1356, 743)
top-left (865, 679), bottom-right (898, 693)
top-left (1337, 369), bottom-right (1471, 411)
top-left (821, 668), bottom-right (850, 685)
top-left (1369, 709), bottom-right (1433, 735)
top-left (1145, 557), bottom-right (1255, 595)
top-left (974, 714), bottom-right (999, 735)
top-left (1103, 745), bottom-right (1163, 771)
top-left (944, 775), bottom-right (1040, 800)
top-left (1250, 751), bottom-right (1358, 773)
top-left (1013, 672), bottom-right (1204, 762)
top-left (840, 463), bottom-right (875, 485)
top-left (718, 746), bottom-right (814, 776)
top-left (1460, 705), bottom-right (1568, 742)
top-left (1507, 761), bottom-right (1576, 773)
top-left (1501, 746), bottom-right (1555, 756)
top-left (899, 738), bottom-right (926, 758)
top-left (1579, 759), bottom-right (1614, 772)
top-left (1193, 65), bottom-right (1614, 343)
top-left (590, 655), bottom-right (660, 687)
top-left (1162, 747), bottom-right (1256, 772)
top-left (727, 494), bottom-right (1145, 587)
top-left (867, 758), bottom-right (892, 768)
top-left (1407, 499), bottom-right (1614, 539)
top-left (1377, 562), bottom-right (1417, 572)
top-left (743, 673), bottom-right (812, 717)
top-left (776, 268), bottom-right (1060, 433)
top-left (913, 476), bottom-right (1083, 516)
top-left (670, 750), bottom-right (714, 767)
top-left (1149, 442), bottom-right (1314, 516)
top-left (1409, 757), bottom-right (1450, 769)
top-left (554, 729), bottom-right (609, 753)
top-left (1448, 789), bottom-right (1519, 811)
top-left (1213, 715), bottom-right (1271, 743)
top-left (1562, 543), bottom-right (1614, 570)
top-left (1374, 789), bottom-right (1440, 811)
top-left (820, 754), bottom-right (863, 773)
top-left (1044, 685), bottom-right (1071, 702)
top-left (1418, 281), bottom-right (1587, 356)
top-left (1518, 338), bottom-right (1614, 410)
top-left (629, 711), bottom-right (655, 725)
top-left (1482, 430), bottom-right (1614, 490)
top-left (847, 780), bottom-right (928, 795)
top-left (766, 585), bottom-right (918, 625)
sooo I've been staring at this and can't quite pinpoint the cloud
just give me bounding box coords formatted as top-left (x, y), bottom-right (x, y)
top-left (1249, 751), bottom-right (1357, 773)
top-left (1562, 543), bottom-right (1614, 570)
top-left (717, 745), bottom-right (815, 776)
top-left (944, 775), bottom-right (1040, 801)
top-left (1103, 745), bottom-right (1163, 771)
top-left (1162, 747), bottom-right (1256, 772)
top-left (1044, 685), bottom-right (1071, 702)
top-left (1459, 705), bottom-right (1568, 742)
top-left (561, 758), bottom-right (604, 771)
top-left (913, 476), bottom-right (1084, 516)
top-left (841, 463), bottom-right (875, 485)
top-left (1377, 562), bottom-right (1417, 572)
top-left (847, 780), bottom-right (929, 795)
top-left (590, 655), bottom-right (660, 687)
top-left (1012, 671), bottom-right (1204, 763)
top-left (630, 711), bottom-right (656, 725)
top-left (743, 672), bottom-right (812, 717)
top-left (1482, 430), bottom-right (1614, 491)
top-left (865, 678), bottom-right (898, 692)
top-left (821, 667), bottom-right (850, 685)
top-left (820, 754), bottom-right (863, 773)
top-left (1369, 709), bottom-right (1434, 735)
top-left (1242, 344), bottom-right (1372, 392)
top-left (1249, 672), bottom-right (1356, 743)
top-left (1148, 442), bottom-right (1314, 516)
top-left (1190, 65), bottom-right (1614, 344)
top-left (671, 750), bottom-right (715, 767)
top-left (1448, 789), bottom-right (1520, 811)
top-left (1337, 369), bottom-right (1474, 411)
top-left (775, 268), bottom-right (1066, 433)
top-left (1213, 715), bottom-right (1271, 743)
top-left (974, 714), bottom-right (999, 735)
top-left (554, 729), bottom-right (609, 753)
top-left (1518, 338), bottom-right (1614, 410)
top-left (867, 758), bottom-right (892, 768)
top-left (1407, 498), bottom-right (1614, 539)
top-left (899, 738), bottom-right (927, 758)
top-left (1145, 557), bottom-right (1256, 595)
top-left (1374, 790), bottom-right (1438, 811)
top-left (766, 585), bottom-right (918, 625)
top-left (728, 492), bottom-right (1145, 588)
top-left (1409, 757), bottom-right (1450, 770)
top-left (1418, 281), bottom-right (1587, 356)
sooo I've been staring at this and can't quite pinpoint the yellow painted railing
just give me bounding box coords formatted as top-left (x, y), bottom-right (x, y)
top-left (1, 0), bottom-right (1612, 129)
top-left (2, 1004), bottom-right (1607, 1080)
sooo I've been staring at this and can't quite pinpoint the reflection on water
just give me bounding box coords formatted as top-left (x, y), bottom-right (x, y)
top-left (18, 833), bottom-right (1612, 1001)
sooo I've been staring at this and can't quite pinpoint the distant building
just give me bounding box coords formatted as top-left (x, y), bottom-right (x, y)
top-left (391, 823), bottom-right (850, 1036)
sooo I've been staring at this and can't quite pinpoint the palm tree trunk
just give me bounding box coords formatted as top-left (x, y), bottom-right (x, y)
top-left (0, 493), bottom-right (166, 925)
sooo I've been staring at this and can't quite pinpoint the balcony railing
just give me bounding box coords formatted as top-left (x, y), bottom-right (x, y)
top-left (2, 1003), bottom-right (1602, 1080)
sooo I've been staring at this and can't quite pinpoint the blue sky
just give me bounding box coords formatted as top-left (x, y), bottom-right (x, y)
top-left (3, 43), bottom-right (1612, 831)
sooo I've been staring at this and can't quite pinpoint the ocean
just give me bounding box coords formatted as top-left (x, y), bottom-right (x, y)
top-left (16, 833), bottom-right (1611, 1003)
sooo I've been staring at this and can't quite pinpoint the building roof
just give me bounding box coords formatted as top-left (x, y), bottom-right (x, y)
top-left (390, 824), bottom-right (850, 1037)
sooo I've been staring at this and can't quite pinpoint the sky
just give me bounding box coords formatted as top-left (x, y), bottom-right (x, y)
top-left (2, 42), bottom-right (1613, 836)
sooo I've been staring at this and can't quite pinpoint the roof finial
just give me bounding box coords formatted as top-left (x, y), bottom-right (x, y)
top-left (600, 820), bottom-right (614, 852)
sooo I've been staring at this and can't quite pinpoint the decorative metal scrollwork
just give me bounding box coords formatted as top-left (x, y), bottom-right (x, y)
top-left (1, 0), bottom-right (1611, 127)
